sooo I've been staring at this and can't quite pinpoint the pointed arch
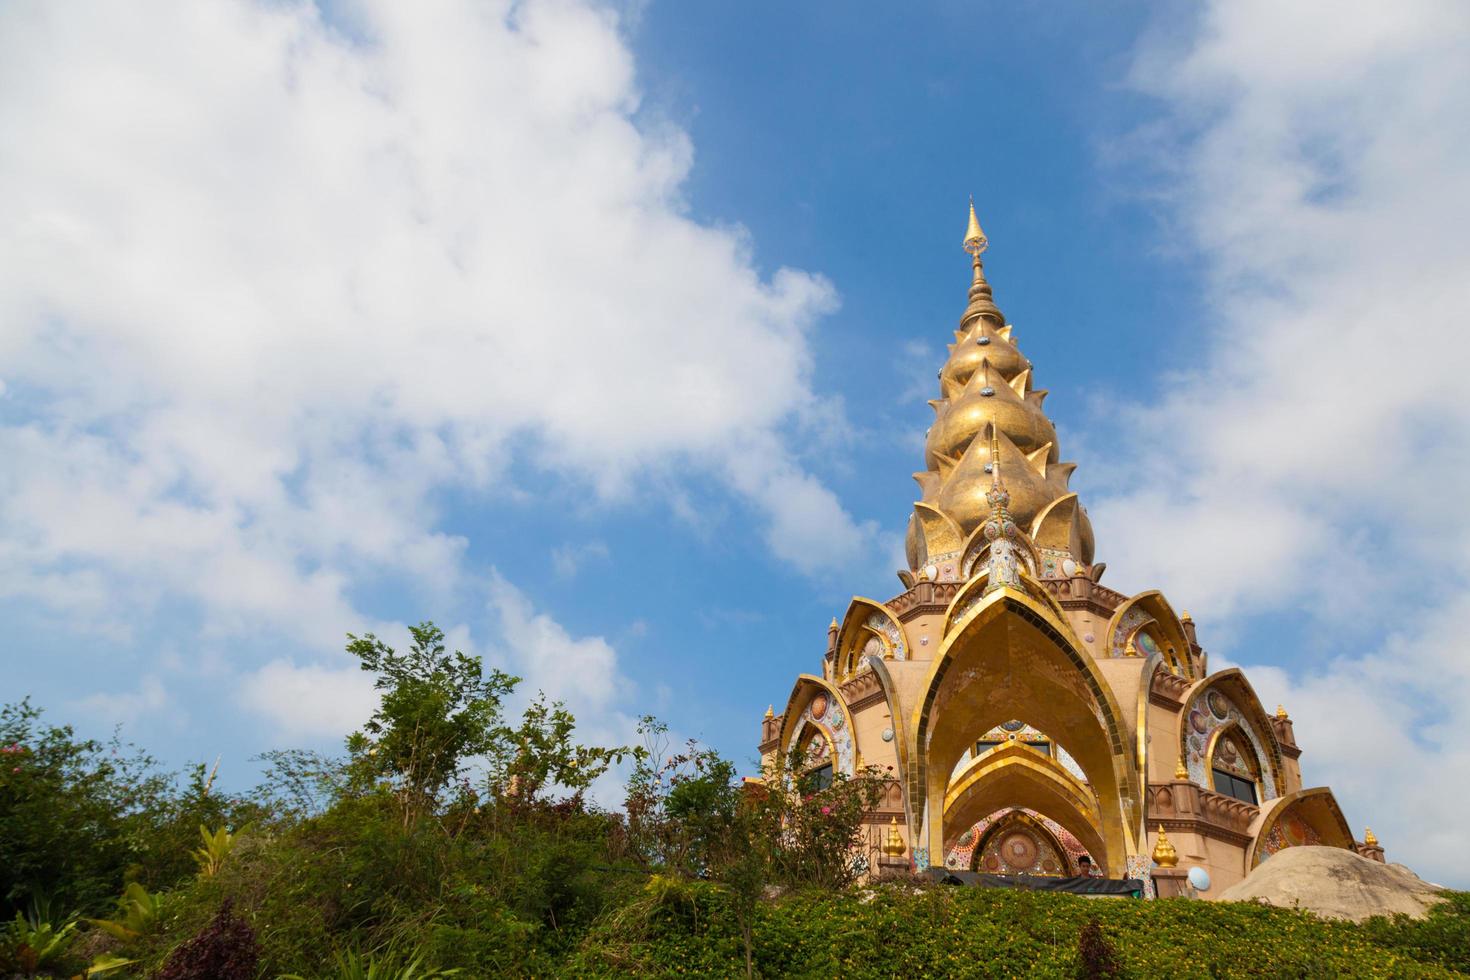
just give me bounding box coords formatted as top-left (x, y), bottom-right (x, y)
top-left (942, 745), bottom-right (1109, 874)
top-left (776, 674), bottom-right (857, 777)
top-left (1245, 787), bottom-right (1356, 870)
top-left (1176, 669), bottom-right (1284, 798)
top-left (1105, 590), bottom-right (1195, 677)
top-left (909, 587), bottom-right (1141, 872)
top-left (833, 597), bottom-right (907, 679)
top-left (971, 809), bottom-right (1076, 875)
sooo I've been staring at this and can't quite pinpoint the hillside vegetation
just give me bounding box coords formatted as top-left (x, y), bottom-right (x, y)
top-left (2, 622), bottom-right (1464, 979)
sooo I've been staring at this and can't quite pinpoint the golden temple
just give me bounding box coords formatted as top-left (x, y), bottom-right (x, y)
top-left (756, 206), bottom-right (1380, 895)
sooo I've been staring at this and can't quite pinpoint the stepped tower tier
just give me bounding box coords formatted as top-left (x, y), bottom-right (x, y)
top-left (908, 201), bottom-right (1094, 578)
top-left (757, 203), bottom-right (1376, 899)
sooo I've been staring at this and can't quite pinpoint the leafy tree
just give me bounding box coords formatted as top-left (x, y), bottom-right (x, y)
top-left (346, 623), bottom-right (519, 827)
top-left (0, 700), bottom-right (172, 915)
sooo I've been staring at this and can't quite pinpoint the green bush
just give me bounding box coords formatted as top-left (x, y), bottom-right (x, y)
top-left (565, 883), bottom-right (1470, 978)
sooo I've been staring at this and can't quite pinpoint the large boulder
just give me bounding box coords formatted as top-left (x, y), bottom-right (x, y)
top-left (1217, 846), bottom-right (1445, 921)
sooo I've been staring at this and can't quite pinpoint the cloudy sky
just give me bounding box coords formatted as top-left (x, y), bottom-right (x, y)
top-left (2, 1), bottom-right (1467, 884)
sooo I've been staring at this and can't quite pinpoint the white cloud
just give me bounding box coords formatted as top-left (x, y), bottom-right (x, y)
top-left (71, 676), bottom-right (171, 728)
top-left (239, 659), bottom-right (378, 739)
top-left (1100, 1), bottom-right (1470, 882)
top-left (551, 540), bottom-right (610, 579)
top-left (0, 0), bottom-right (863, 656)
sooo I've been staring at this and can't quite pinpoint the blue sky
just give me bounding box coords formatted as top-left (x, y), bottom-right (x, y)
top-left (2, 1), bottom-right (1468, 884)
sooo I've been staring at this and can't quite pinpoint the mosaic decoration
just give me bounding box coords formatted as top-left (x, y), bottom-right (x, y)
top-left (1183, 689), bottom-right (1277, 800)
top-left (865, 611), bottom-right (907, 661)
top-left (944, 807), bottom-right (1089, 873)
top-left (1038, 547), bottom-right (1072, 580)
top-left (1256, 808), bottom-right (1323, 864)
top-left (1126, 854), bottom-right (1156, 898)
top-left (1134, 629), bottom-right (1162, 658)
top-left (790, 692), bottom-right (855, 777)
top-left (1212, 732), bottom-right (1253, 779)
top-left (1110, 606), bottom-right (1152, 658)
top-left (974, 820), bottom-right (1067, 875)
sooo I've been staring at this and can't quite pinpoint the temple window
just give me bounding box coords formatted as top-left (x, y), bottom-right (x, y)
top-left (809, 763), bottom-right (834, 790)
top-left (1209, 730), bottom-right (1261, 804)
top-left (1212, 769), bottom-right (1258, 804)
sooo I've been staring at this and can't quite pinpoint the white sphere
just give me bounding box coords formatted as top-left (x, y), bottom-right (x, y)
top-left (1187, 866), bottom-right (1212, 891)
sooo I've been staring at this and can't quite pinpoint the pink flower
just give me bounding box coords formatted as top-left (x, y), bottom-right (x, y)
top-left (821, 806), bottom-right (831, 815)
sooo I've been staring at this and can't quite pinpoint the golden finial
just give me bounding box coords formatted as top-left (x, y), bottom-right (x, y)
top-left (1364, 827), bottom-right (1378, 847)
top-left (764, 704), bottom-right (774, 719)
top-left (1174, 755), bottom-right (1189, 781)
top-left (1180, 610), bottom-right (1193, 623)
top-left (1124, 638), bottom-right (1139, 658)
top-left (988, 421), bottom-right (1002, 489)
top-left (882, 816), bottom-right (906, 857)
top-left (1276, 704), bottom-right (1288, 719)
top-left (963, 197), bottom-right (988, 256)
top-left (828, 617), bottom-right (839, 632)
top-left (1152, 825), bottom-right (1179, 868)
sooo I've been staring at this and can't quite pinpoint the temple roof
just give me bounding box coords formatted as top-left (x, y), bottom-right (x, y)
top-left (905, 206), bottom-right (1095, 575)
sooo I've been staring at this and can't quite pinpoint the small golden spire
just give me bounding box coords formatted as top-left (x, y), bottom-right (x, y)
top-left (1124, 638), bottom-right (1140, 658)
top-left (1276, 704), bottom-right (1288, 719)
top-left (1152, 825), bottom-right (1179, 868)
top-left (1180, 610), bottom-right (1193, 623)
top-left (882, 816), bottom-right (906, 857)
top-left (1364, 827), bottom-right (1378, 847)
top-left (1174, 755), bottom-right (1189, 781)
top-left (764, 704), bottom-right (774, 719)
top-left (964, 198), bottom-right (988, 256)
top-left (828, 617), bottom-right (839, 632)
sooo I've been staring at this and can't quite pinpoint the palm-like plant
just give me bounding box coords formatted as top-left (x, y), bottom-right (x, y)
top-left (2, 906), bottom-right (78, 976)
top-left (193, 824), bottom-right (236, 877)
top-left (87, 881), bottom-right (163, 941)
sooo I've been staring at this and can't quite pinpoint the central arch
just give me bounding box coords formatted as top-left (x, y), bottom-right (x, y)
top-left (943, 744), bottom-right (1108, 871)
top-left (909, 585), bottom-right (1140, 875)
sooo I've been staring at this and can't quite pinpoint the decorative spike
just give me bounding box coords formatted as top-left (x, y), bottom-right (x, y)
top-left (1006, 367), bottom-right (1031, 397)
top-left (1027, 389), bottom-right (1049, 409)
top-left (939, 373), bottom-right (963, 402)
top-left (1030, 493), bottom-right (1083, 554)
top-left (933, 451), bottom-right (958, 480)
top-left (913, 470), bottom-right (941, 498)
top-left (961, 358), bottom-right (997, 395)
top-left (964, 198), bottom-right (987, 255)
top-left (997, 324), bottom-right (1014, 342)
top-left (1048, 461), bottom-right (1076, 489)
top-left (1025, 443), bottom-right (1052, 477)
top-left (927, 399), bottom-right (945, 415)
top-left (914, 502), bottom-right (964, 554)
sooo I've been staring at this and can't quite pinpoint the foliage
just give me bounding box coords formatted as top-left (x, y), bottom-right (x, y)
top-left (0, 906), bottom-right (79, 977)
top-left (155, 898), bottom-right (259, 980)
top-left (566, 882), bottom-right (1470, 978)
top-left (0, 700), bottom-right (257, 919)
top-left (87, 881), bottom-right (164, 941)
top-left (1358, 890), bottom-right (1470, 974)
top-left (280, 942), bottom-right (462, 979)
top-left (192, 824), bottom-right (236, 877)
top-left (346, 622), bottom-right (519, 828)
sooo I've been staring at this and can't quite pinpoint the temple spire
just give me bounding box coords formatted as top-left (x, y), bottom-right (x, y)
top-left (961, 199), bottom-right (1001, 323)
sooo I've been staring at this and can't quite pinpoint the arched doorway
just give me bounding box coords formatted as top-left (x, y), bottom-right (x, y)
top-left (909, 587), bottom-right (1141, 875)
